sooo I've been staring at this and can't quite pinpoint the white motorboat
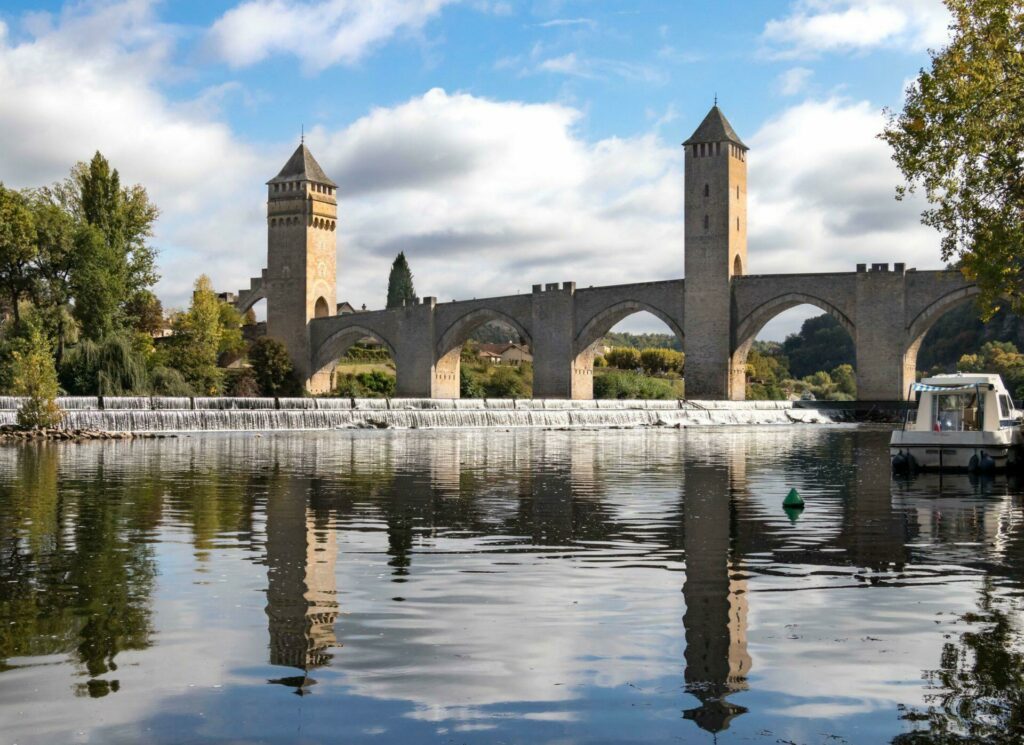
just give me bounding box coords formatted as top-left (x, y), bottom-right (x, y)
top-left (890, 374), bottom-right (1023, 472)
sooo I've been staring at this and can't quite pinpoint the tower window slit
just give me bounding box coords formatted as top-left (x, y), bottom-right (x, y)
top-left (704, 183), bottom-right (709, 197)
top-left (703, 214), bottom-right (709, 230)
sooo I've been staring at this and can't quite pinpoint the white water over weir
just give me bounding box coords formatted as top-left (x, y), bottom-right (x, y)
top-left (0, 396), bottom-right (836, 432)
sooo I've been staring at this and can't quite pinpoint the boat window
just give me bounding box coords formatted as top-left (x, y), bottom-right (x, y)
top-left (1000, 394), bottom-right (1013, 418)
top-left (932, 392), bottom-right (982, 432)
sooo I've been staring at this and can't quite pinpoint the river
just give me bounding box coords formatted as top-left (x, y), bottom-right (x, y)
top-left (0, 426), bottom-right (1021, 743)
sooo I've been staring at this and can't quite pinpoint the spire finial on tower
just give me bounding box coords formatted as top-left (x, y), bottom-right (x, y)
top-left (301, 123), bottom-right (304, 144)
top-left (714, 92), bottom-right (717, 106)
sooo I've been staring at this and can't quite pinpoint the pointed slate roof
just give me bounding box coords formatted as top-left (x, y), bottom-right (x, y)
top-left (267, 143), bottom-right (337, 187)
top-left (683, 106), bottom-right (747, 150)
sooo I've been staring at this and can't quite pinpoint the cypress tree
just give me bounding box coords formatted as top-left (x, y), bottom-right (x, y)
top-left (386, 252), bottom-right (416, 309)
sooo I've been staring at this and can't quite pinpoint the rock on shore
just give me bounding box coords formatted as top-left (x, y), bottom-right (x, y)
top-left (0, 425), bottom-right (175, 442)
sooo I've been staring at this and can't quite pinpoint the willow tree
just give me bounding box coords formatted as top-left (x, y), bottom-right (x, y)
top-left (882, 0), bottom-right (1024, 316)
top-left (386, 252), bottom-right (416, 309)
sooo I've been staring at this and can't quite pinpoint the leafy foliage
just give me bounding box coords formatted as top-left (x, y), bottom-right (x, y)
top-left (0, 185), bottom-right (37, 324)
top-left (604, 347), bottom-right (641, 370)
top-left (165, 276), bottom-right (241, 395)
top-left (958, 341), bottom-right (1024, 397)
top-left (335, 370), bottom-right (396, 398)
top-left (59, 332), bottom-right (151, 396)
top-left (782, 314), bottom-right (855, 379)
top-left (594, 369), bottom-right (681, 399)
top-left (248, 337), bottom-right (299, 397)
top-left (882, 0), bottom-right (1024, 317)
top-left (226, 368), bottom-right (261, 397)
top-left (601, 331), bottom-right (681, 351)
top-left (640, 348), bottom-right (684, 375)
top-left (386, 252), bottom-right (416, 309)
top-left (11, 326), bottom-right (63, 428)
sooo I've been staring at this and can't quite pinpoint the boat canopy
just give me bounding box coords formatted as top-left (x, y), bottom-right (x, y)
top-left (911, 382), bottom-right (987, 393)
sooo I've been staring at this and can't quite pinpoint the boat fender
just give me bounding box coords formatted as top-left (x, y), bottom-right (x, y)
top-left (968, 453), bottom-right (979, 473)
top-left (979, 451), bottom-right (996, 474)
top-left (892, 450), bottom-right (909, 472)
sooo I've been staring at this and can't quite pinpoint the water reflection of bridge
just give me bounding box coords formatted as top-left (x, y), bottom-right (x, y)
top-left (254, 429), bottom-right (1023, 732)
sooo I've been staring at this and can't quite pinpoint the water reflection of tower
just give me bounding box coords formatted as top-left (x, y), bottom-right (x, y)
top-left (681, 458), bottom-right (750, 733)
top-left (265, 480), bottom-right (339, 694)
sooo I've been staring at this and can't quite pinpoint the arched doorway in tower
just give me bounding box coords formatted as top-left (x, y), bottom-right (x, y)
top-left (313, 297), bottom-right (330, 319)
top-left (434, 309), bottom-right (533, 398)
top-left (730, 303), bottom-right (856, 401)
top-left (310, 326), bottom-right (397, 398)
top-left (574, 305), bottom-right (684, 400)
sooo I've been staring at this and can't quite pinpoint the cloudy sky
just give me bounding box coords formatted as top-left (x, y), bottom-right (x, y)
top-left (0, 0), bottom-right (951, 338)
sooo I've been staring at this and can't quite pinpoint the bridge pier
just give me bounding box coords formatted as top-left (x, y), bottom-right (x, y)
top-left (853, 269), bottom-right (914, 401)
top-left (391, 297), bottom-right (461, 399)
top-left (531, 283), bottom-right (590, 399)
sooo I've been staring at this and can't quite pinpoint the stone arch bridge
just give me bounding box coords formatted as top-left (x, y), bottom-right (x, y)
top-left (304, 267), bottom-right (974, 401)
top-left (232, 107), bottom-right (976, 401)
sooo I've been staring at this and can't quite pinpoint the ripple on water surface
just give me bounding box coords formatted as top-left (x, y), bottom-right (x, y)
top-left (0, 426), bottom-right (1022, 744)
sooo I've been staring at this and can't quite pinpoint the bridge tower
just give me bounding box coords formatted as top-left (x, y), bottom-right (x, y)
top-left (265, 144), bottom-right (339, 392)
top-left (682, 106), bottom-right (748, 399)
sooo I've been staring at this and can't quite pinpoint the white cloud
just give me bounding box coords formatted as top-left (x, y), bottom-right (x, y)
top-left (778, 66), bottom-right (813, 96)
top-left (0, 2), bottom-right (943, 335)
top-left (208, 0), bottom-right (455, 71)
top-left (308, 88), bottom-right (684, 307)
top-left (763, 0), bottom-right (950, 58)
top-left (747, 97), bottom-right (935, 278)
top-left (0, 1), bottom-right (271, 310)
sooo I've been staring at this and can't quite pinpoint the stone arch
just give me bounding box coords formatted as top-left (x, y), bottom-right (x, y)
top-left (311, 324), bottom-right (397, 390)
top-left (436, 307), bottom-right (532, 359)
top-left (733, 255), bottom-right (743, 276)
top-left (235, 287), bottom-right (267, 316)
top-left (574, 300), bottom-right (684, 357)
top-left (433, 307), bottom-right (533, 399)
top-left (570, 299), bottom-right (684, 400)
top-left (314, 296), bottom-right (330, 318)
top-left (902, 284), bottom-right (980, 384)
top-left (730, 292), bottom-right (856, 400)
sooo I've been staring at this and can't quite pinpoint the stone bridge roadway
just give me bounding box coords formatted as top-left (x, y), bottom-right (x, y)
top-left (305, 265), bottom-right (975, 401)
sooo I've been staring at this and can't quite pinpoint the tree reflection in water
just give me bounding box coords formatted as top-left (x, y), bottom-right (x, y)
top-left (894, 580), bottom-right (1024, 744)
top-left (3, 430), bottom-right (1024, 741)
top-left (0, 445), bottom-right (157, 697)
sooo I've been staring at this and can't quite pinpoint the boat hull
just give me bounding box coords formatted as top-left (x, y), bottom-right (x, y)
top-left (890, 430), bottom-right (1021, 471)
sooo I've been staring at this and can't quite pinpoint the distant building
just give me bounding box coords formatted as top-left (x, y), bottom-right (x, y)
top-left (336, 301), bottom-right (359, 315)
top-left (478, 342), bottom-right (532, 365)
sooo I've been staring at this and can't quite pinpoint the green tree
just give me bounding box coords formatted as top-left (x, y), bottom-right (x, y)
top-left (249, 337), bottom-right (299, 396)
top-left (386, 252), bottom-right (416, 309)
top-left (485, 365), bottom-right (530, 398)
top-left (0, 185), bottom-right (37, 324)
top-left (640, 348), bottom-right (683, 375)
top-left (882, 0), bottom-right (1024, 316)
top-left (40, 153), bottom-right (160, 334)
top-left (783, 314), bottom-right (855, 379)
top-left (124, 290), bottom-right (164, 337)
top-left (959, 340), bottom-right (1024, 395)
top-left (217, 302), bottom-right (246, 364)
top-left (59, 332), bottom-right (150, 396)
top-left (30, 198), bottom-right (82, 363)
top-left (831, 364), bottom-right (857, 397)
top-left (167, 276), bottom-right (224, 394)
top-left (605, 346), bottom-right (641, 370)
top-left (460, 366), bottom-right (486, 398)
top-left (11, 326), bottom-right (63, 428)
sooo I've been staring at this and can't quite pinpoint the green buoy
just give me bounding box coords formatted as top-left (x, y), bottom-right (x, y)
top-left (783, 505), bottom-right (803, 524)
top-left (783, 488), bottom-right (804, 509)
